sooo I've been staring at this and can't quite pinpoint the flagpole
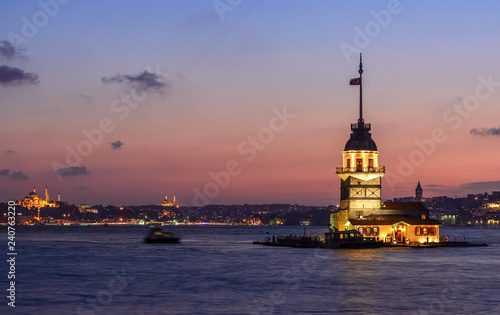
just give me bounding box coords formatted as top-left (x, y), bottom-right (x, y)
top-left (359, 53), bottom-right (363, 122)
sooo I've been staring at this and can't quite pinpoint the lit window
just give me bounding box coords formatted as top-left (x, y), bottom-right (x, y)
top-left (366, 227), bottom-right (371, 236)
top-left (415, 227), bottom-right (421, 236)
top-left (373, 227), bottom-right (379, 236)
top-left (423, 227), bottom-right (428, 236)
top-left (429, 227), bottom-right (435, 236)
top-left (356, 159), bottom-right (363, 172)
top-left (359, 227), bottom-right (364, 235)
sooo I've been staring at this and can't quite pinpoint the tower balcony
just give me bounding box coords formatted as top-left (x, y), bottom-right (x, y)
top-left (336, 166), bottom-right (385, 181)
top-left (336, 166), bottom-right (385, 174)
top-left (351, 122), bottom-right (371, 130)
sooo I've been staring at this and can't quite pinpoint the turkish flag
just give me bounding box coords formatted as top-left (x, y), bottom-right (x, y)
top-left (350, 78), bottom-right (361, 85)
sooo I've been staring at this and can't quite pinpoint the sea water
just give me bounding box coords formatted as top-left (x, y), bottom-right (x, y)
top-left (1, 225), bottom-right (499, 314)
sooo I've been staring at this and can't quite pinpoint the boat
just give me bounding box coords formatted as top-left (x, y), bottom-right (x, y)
top-left (144, 228), bottom-right (180, 244)
top-left (323, 229), bottom-right (382, 249)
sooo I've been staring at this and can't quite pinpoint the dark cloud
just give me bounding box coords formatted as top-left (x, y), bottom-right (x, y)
top-left (78, 94), bottom-right (92, 103)
top-left (102, 70), bottom-right (168, 93)
top-left (109, 140), bottom-right (124, 150)
top-left (0, 169), bottom-right (10, 177)
top-left (420, 181), bottom-right (500, 195)
top-left (56, 166), bottom-right (90, 177)
top-left (0, 65), bottom-right (39, 86)
top-left (11, 171), bottom-right (29, 181)
top-left (460, 180), bottom-right (500, 191)
top-left (0, 169), bottom-right (29, 180)
top-left (5, 150), bottom-right (15, 153)
top-left (0, 40), bottom-right (25, 60)
top-left (423, 184), bottom-right (447, 192)
top-left (470, 126), bottom-right (500, 136)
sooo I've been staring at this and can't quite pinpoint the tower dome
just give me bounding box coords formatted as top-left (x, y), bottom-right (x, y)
top-left (344, 120), bottom-right (377, 151)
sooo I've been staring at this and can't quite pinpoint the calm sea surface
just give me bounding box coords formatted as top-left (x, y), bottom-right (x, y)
top-left (2, 225), bottom-right (500, 315)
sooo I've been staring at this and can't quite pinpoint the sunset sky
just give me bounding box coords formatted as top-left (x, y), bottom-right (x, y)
top-left (1, 0), bottom-right (500, 206)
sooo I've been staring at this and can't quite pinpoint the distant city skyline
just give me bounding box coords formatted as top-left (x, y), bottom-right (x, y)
top-left (9, 180), bottom-right (500, 207)
top-left (1, 1), bottom-right (500, 206)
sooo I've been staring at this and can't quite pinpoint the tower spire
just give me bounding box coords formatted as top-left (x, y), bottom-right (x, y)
top-left (358, 53), bottom-right (363, 123)
top-left (416, 180), bottom-right (423, 202)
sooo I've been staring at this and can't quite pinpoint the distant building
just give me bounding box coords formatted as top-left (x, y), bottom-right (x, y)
top-left (77, 204), bottom-right (98, 213)
top-left (330, 56), bottom-right (442, 244)
top-left (415, 181), bottom-right (423, 202)
top-left (159, 193), bottom-right (178, 208)
top-left (491, 191), bottom-right (500, 202)
top-left (16, 186), bottom-right (61, 209)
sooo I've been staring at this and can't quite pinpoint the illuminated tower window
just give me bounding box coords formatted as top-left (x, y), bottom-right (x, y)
top-left (356, 159), bottom-right (363, 172)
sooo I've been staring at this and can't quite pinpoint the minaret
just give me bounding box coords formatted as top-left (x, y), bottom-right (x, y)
top-left (58, 192), bottom-right (61, 202)
top-left (415, 181), bottom-right (423, 202)
top-left (45, 185), bottom-right (49, 202)
top-left (332, 54), bottom-right (385, 231)
top-left (173, 194), bottom-right (176, 205)
top-left (33, 186), bottom-right (36, 193)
